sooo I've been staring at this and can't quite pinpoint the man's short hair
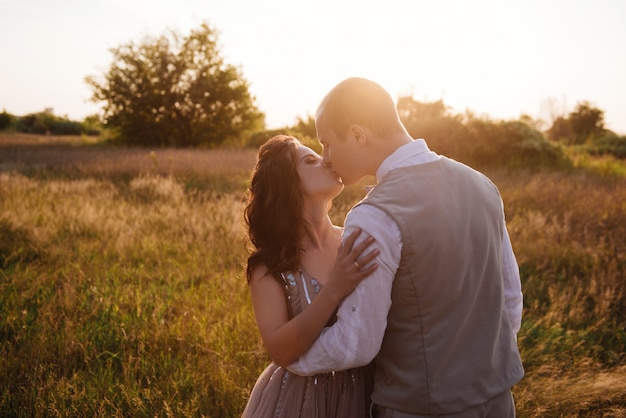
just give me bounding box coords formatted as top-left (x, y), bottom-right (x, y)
top-left (316, 77), bottom-right (404, 138)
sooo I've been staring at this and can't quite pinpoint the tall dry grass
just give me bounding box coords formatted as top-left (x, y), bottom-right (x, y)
top-left (0, 171), bottom-right (263, 416)
top-left (487, 169), bottom-right (626, 417)
top-left (493, 169), bottom-right (625, 362)
top-left (1, 138), bottom-right (625, 416)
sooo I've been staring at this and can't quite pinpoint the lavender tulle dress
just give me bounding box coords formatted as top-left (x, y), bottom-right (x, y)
top-left (242, 268), bottom-right (374, 418)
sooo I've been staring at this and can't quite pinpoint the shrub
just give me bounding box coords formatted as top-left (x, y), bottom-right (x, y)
top-left (585, 133), bottom-right (626, 159)
top-left (398, 96), bottom-right (568, 170)
top-left (0, 110), bottom-right (16, 130)
top-left (15, 109), bottom-right (83, 135)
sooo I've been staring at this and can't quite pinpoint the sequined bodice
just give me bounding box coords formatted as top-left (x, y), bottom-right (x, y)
top-left (280, 268), bottom-right (322, 318)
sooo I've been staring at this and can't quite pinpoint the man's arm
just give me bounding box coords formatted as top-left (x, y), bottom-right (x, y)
top-left (286, 205), bottom-right (401, 375)
top-left (502, 220), bottom-right (523, 336)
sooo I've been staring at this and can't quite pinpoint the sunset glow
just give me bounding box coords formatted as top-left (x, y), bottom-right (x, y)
top-left (1, 0), bottom-right (625, 133)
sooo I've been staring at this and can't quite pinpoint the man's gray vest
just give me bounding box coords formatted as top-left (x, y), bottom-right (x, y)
top-left (356, 157), bottom-right (524, 415)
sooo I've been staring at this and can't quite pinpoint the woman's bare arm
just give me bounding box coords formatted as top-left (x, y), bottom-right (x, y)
top-left (250, 229), bottom-right (378, 367)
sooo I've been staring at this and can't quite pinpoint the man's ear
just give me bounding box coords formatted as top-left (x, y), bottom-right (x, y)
top-left (349, 124), bottom-right (368, 145)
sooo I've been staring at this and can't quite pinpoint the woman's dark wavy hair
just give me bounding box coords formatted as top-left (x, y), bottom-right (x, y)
top-left (244, 135), bottom-right (305, 284)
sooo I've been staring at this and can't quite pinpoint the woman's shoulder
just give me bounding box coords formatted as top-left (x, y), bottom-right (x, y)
top-left (250, 262), bottom-right (272, 283)
top-left (250, 263), bottom-right (293, 287)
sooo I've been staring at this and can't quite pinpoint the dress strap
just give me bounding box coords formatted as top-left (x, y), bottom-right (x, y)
top-left (279, 272), bottom-right (297, 319)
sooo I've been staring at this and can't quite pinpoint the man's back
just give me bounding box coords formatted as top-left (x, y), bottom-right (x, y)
top-left (360, 157), bottom-right (524, 415)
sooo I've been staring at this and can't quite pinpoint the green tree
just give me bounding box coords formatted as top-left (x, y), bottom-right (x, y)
top-left (569, 101), bottom-right (605, 144)
top-left (546, 101), bottom-right (605, 145)
top-left (85, 22), bottom-right (264, 147)
top-left (0, 110), bottom-right (15, 130)
top-left (546, 116), bottom-right (573, 143)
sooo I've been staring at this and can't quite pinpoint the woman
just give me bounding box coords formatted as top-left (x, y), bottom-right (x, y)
top-left (242, 135), bottom-right (379, 417)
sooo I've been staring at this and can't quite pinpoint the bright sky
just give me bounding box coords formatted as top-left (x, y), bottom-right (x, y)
top-left (1, 0), bottom-right (625, 134)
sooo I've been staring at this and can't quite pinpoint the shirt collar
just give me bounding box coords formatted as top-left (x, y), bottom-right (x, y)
top-left (376, 138), bottom-right (436, 182)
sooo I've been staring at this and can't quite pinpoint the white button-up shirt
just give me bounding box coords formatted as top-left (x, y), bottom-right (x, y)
top-left (288, 139), bottom-right (523, 375)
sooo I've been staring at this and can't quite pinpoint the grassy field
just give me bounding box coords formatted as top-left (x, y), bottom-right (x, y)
top-left (1, 134), bottom-right (625, 417)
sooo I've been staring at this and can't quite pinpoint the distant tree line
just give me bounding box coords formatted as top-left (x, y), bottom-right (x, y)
top-left (545, 101), bottom-right (626, 159)
top-left (0, 108), bottom-right (101, 136)
top-left (394, 97), bottom-right (626, 167)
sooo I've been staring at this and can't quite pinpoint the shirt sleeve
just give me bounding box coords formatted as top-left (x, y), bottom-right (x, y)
top-left (286, 204), bottom-right (401, 376)
top-left (501, 217), bottom-right (523, 337)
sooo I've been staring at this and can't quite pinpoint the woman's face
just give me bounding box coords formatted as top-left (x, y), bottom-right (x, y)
top-left (295, 144), bottom-right (344, 200)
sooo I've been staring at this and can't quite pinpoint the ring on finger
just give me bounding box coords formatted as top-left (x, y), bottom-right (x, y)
top-left (354, 260), bottom-right (360, 269)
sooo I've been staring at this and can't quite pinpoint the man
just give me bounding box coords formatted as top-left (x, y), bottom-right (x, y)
top-left (287, 77), bottom-right (524, 417)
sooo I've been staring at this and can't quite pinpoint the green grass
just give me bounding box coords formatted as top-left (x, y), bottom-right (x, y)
top-left (1, 136), bottom-right (625, 417)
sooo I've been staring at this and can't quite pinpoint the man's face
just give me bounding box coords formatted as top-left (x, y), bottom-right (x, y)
top-left (316, 118), bottom-right (361, 186)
